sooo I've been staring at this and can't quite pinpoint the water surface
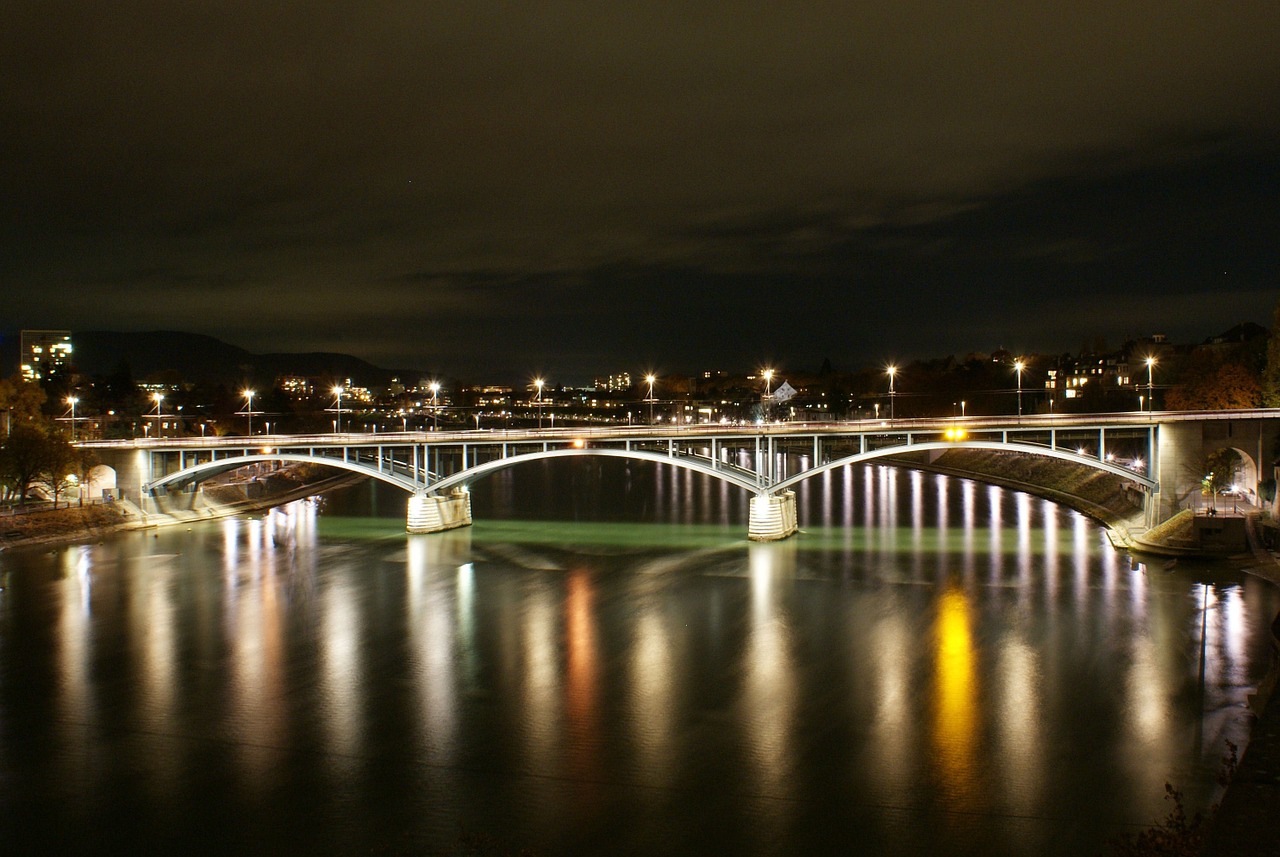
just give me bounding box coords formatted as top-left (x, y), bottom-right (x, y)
top-left (0, 460), bottom-right (1275, 855)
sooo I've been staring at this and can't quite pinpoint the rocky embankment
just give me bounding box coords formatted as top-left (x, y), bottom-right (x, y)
top-left (0, 504), bottom-right (133, 550)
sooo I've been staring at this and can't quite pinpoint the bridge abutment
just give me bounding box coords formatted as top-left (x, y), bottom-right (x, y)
top-left (407, 488), bottom-right (473, 534)
top-left (749, 491), bottom-right (798, 541)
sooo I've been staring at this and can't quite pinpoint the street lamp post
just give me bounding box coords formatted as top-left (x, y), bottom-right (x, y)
top-left (429, 382), bottom-right (441, 431)
top-left (1014, 360), bottom-right (1025, 419)
top-left (886, 366), bottom-right (897, 421)
top-left (152, 393), bottom-right (165, 437)
top-left (243, 389), bottom-right (255, 436)
top-left (1145, 356), bottom-right (1156, 413)
top-left (332, 386), bottom-right (343, 433)
top-left (645, 373), bottom-right (656, 425)
top-left (534, 378), bottom-right (544, 429)
top-left (66, 396), bottom-right (79, 441)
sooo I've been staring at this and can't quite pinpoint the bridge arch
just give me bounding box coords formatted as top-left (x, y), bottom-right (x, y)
top-left (427, 447), bottom-right (764, 496)
top-left (145, 453), bottom-right (422, 495)
top-left (771, 440), bottom-right (1158, 494)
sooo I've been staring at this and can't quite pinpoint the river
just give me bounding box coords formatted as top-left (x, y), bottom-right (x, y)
top-left (1, 458), bottom-right (1276, 856)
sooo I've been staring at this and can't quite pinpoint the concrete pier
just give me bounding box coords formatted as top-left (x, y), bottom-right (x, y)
top-left (407, 488), bottom-right (473, 534)
top-left (748, 491), bottom-right (798, 541)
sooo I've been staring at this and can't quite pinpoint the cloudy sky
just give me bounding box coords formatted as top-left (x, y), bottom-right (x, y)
top-left (3, 3), bottom-right (1278, 381)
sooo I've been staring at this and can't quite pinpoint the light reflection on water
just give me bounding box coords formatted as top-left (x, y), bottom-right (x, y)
top-left (1, 462), bottom-right (1277, 856)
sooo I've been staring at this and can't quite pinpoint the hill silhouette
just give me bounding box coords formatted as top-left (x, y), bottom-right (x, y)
top-left (71, 331), bottom-right (417, 388)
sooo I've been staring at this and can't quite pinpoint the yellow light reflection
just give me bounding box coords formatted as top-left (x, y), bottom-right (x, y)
top-left (933, 583), bottom-right (980, 812)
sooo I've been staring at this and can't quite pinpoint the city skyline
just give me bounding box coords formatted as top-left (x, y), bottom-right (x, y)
top-left (3, 4), bottom-right (1278, 378)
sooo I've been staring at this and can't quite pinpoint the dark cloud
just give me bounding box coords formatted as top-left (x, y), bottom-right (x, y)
top-left (2, 3), bottom-right (1278, 380)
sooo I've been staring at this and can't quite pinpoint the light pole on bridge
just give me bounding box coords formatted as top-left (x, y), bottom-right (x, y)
top-left (1014, 359), bottom-right (1025, 420)
top-left (1145, 356), bottom-right (1157, 413)
top-left (644, 373), bottom-right (657, 425)
top-left (332, 386), bottom-right (344, 433)
top-left (241, 389), bottom-right (256, 436)
top-left (151, 392), bottom-right (165, 437)
top-left (886, 365), bottom-right (896, 421)
top-left (534, 378), bottom-right (545, 429)
top-left (429, 381), bottom-right (441, 431)
top-left (65, 396), bottom-right (79, 442)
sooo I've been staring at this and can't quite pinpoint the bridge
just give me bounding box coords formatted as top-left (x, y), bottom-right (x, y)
top-left (79, 409), bottom-right (1280, 541)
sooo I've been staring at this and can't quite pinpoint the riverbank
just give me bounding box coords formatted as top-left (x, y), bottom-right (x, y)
top-left (1199, 514), bottom-right (1280, 857)
top-left (0, 469), bottom-right (368, 552)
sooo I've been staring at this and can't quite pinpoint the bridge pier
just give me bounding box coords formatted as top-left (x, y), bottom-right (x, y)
top-left (407, 487), bottom-right (473, 534)
top-left (748, 491), bottom-right (798, 541)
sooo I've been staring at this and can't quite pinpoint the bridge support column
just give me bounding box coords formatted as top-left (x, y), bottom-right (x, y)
top-left (407, 487), bottom-right (473, 534)
top-left (748, 491), bottom-right (798, 541)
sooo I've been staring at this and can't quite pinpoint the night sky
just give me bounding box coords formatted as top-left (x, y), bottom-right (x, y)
top-left (3, 3), bottom-right (1278, 382)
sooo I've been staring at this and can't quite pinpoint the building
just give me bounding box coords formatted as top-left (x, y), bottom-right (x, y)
top-left (594, 373), bottom-right (632, 393)
top-left (19, 329), bottom-right (73, 383)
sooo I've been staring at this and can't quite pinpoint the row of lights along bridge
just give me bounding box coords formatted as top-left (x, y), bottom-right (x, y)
top-left (57, 357), bottom-right (1159, 439)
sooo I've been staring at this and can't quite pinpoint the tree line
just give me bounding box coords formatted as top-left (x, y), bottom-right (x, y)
top-left (0, 377), bottom-right (95, 507)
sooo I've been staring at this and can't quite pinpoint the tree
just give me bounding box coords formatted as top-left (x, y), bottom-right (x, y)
top-left (1263, 297), bottom-right (1280, 407)
top-left (0, 375), bottom-right (48, 434)
top-left (0, 422), bottom-right (54, 505)
top-left (1165, 353), bottom-right (1261, 410)
top-left (42, 432), bottom-right (79, 508)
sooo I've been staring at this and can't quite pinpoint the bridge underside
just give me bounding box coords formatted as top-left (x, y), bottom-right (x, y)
top-left (124, 437), bottom-right (1155, 542)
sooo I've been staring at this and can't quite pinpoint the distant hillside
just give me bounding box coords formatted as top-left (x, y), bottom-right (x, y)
top-left (71, 330), bottom-right (416, 387)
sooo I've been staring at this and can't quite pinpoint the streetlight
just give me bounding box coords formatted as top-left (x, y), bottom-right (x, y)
top-left (66, 395), bottom-right (79, 441)
top-left (645, 373), bottom-right (657, 425)
top-left (332, 386), bottom-right (343, 433)
top-left (1145, 356), bottom-right (1157, 413)
top-left (1014, 360), bottom-right (1025, 419)
top-left (886, 366), bottom-right (897, 421)
top-left (429, 381), bottom-right (441, 431)
top-left (152, 392), bottom-right (165, 437)
top-left (961, 400), bottom-right (966, 418)
top-left (242, 389), bottom-right (255, 436)
top-left (534, 378), bottom-right (545, 429)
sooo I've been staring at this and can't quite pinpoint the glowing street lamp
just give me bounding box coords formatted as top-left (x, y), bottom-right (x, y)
top-left (886, 365), bottom-right (897, 421)
top-left (65, 396), bottom-right (79, 441)
top-left (763, 368), bottom-right (774, 398)
top-left (429, 381), bottom-right (441, 430)
top-left (1014, 359), bottom-right (1025, 418)
top-left (1145, 356), bottom-right (1157, 413)
top-left (644, 373), bottom-right (657, 425)
top-left (152, 392), bottom-right (165, 437)
top-left (332, 386), bottom-right (344, 433)
top-left (534, 378), bottom-right (545, 429)
top-left (242, 389), bottom-right (255, 436)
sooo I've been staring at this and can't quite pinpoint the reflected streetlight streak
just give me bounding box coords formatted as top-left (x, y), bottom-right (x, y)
top-left (321, 583), bottom-right (361, 763)
top-left (631, 606), bottom-right (675, 787)
top-left (998, 638), bottom-right (1042, 814)
top-left (565, 571), bottom-right (601, 786)
top-left (744, 543), bottom-right (796, 836)
top-left (933, 584), bottom-right (980, 812)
